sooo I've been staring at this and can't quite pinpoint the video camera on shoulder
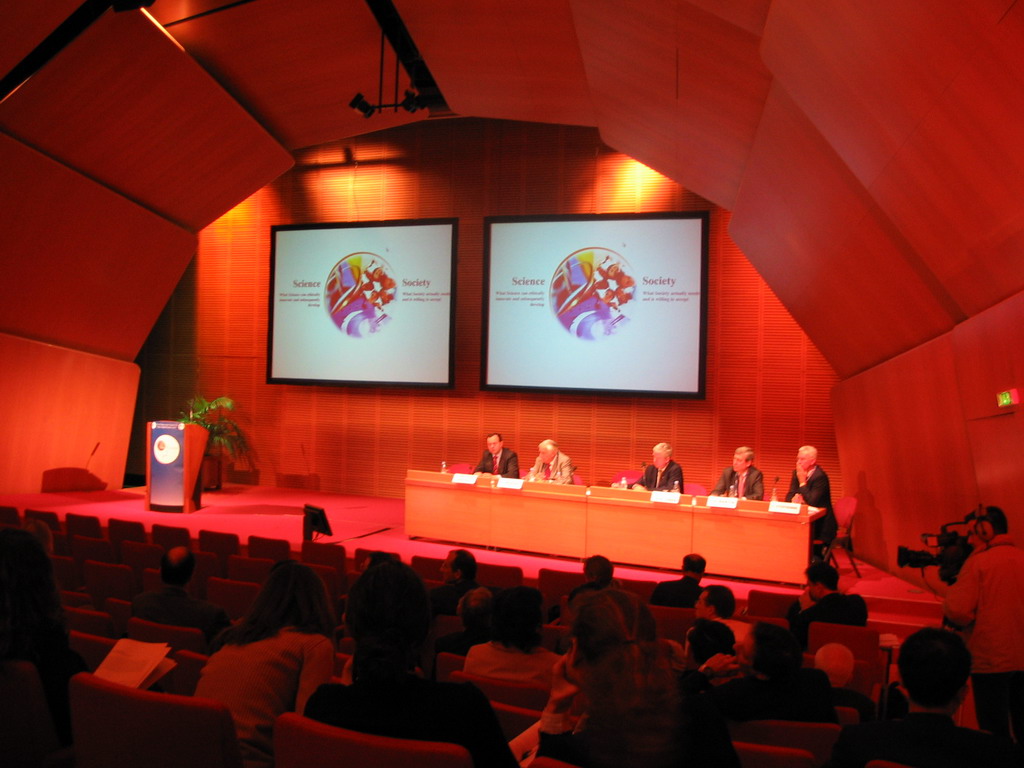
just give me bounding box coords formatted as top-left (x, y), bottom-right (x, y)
top-left (896, 509), bottom-right (983, 585)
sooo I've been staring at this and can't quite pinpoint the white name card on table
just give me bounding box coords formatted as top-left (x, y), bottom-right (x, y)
top-left (451, 473), bottom-right (478, 485)
top-left (650, 491), bottom-right (682, 504)
top-left (769, 500), bottom-right (802, 514)
top-left (497, 477), bottom-right (524, 489)
top-left (706, 495), bottom-right (738, 509)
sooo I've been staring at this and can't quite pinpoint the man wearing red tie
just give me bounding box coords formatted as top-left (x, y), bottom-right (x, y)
top-left (632, 442), bottom-right (684, 492)
top-left (472, 432), bottom-right (520, 479)
top-left (709, 446), bottom-right (764, 500)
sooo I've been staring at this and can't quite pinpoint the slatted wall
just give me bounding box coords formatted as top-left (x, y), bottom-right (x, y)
top-left (133, 118), bottom-right (840, 500)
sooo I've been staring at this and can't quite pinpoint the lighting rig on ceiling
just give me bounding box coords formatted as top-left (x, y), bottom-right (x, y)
top-left (348, 25), bottom-right (430, 119)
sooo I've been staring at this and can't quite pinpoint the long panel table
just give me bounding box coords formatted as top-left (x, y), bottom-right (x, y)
top-left (405, 470), bottom-right (823, 584)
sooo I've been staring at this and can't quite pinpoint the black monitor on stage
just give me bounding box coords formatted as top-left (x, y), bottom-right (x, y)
top-left (303, 504), bottom-right (332, 541)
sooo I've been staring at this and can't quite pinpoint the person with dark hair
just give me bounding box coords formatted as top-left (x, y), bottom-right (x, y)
top-left (694, 621), bottom-right (837, 723)
top-left (538, 589), bottom-right (739, 768)
top-left (131, 546), bottom-right (231, 645)
top-left (472, 432), bottom-right (520, 479)
top-left (464, 586), bottom-right (559, 687)
top-left (944, 505), bottom-right (1024, 743)
top-left (650, 553), bottom-right (706, 608)
top-left (434, 586), bottom-right (494, 660)
top-left (430, 548), bottom-right (480, 616)
top-left (0, 528), bottom-right (87, 746)
top-left (568, 555), bottom-right (617, 606)
top-left (696, 585), bottom-right (750, 646)
top-left (195, 560), bottom-right (336, 768)
top-left (304, 560), bottom-right (518, 768)
top-left (786, 561), bottom-right (867, 649)
top-left (685, 618), bottom-right (736, 667)
top-left (709, 446), bottom-right (764, 500)
top-left (829, 628), bottom-right (1024, 767)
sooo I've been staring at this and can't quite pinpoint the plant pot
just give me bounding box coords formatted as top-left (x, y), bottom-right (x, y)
top-left (201, 455), bottom-right (223, 491)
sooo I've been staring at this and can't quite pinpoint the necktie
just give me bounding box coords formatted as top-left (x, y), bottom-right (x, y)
top-left (544, 464), bottom-right (551, 480)
top-left (656, 468), bottom-right (664, 488)
top-left (737, 472), bottom-right (745, 499)
top-left (493, 454), bottom-right (499, 473)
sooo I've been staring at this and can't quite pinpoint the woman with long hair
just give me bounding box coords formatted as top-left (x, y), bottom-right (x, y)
top-left (195, 560), bottom-right (335, 768)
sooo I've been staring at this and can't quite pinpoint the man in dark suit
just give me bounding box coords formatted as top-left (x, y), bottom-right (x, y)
top-left (472, 432), bottom-right (520, 478)
top-left (632, 442), bottom-right (683, 492)
top-left (131, 546), bottom-right (231, 645)
top-left (651, 553), bottom-right (706, 608)
top-left (709, 446), bottom-right (764, 500)
top-left (828, 627), bottom-right (1024, 767)
top-left (786, 562), bottom-right (868, 649)
top-left (785, 445), bottom-right (837, 552)
top-left (429, 549), bottom-right (480, 616)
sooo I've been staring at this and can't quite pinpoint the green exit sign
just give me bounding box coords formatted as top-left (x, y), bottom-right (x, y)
top-left (997, 388), bottom-right (1020, 407)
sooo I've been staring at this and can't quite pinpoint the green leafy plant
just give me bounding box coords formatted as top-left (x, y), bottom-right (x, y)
top-left (179, 395), bottom-right (250, 460)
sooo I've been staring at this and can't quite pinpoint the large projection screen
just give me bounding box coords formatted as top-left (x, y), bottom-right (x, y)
top-left (483, 213), bottom-right (707, 396)
top-left (269, 219), bottom-right (457, 387)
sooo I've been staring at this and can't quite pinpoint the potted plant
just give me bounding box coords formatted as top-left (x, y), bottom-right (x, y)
top-left (179, 395), bottom-right (252, 490)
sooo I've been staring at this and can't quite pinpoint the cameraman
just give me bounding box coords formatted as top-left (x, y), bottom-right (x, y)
top-left (943, 507), bottom-right (1024, 743)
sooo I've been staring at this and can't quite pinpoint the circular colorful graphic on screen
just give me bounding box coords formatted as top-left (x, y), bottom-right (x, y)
top-left (550, 248), bottom-right (635, 339)
top-left (153, 435), bottom-right (181, 465)
top-left (324, 252), bottom-right (397, 337)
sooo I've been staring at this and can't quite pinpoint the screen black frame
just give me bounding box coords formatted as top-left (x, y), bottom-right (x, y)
top-left (481, 211), bottom-right (709, 398)
top-left (302, 504), bottom-right (333, 540)
top-left (267, 218), bottom-right (458, 389)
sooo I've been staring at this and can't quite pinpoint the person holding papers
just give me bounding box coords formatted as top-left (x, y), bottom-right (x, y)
top-left (528, 439), bottom-right (574, 484)
top-left (632, 442), bottom-right (683, 492)
top-left (472, 432), bottom-right (520, 479)
top-left (785, 445), bottom-right (837, 553)
top-left (709, 446), bottom-right (764, 500)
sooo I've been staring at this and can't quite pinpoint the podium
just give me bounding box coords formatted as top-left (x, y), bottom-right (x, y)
top-left (146, 421), bottom-right (209, 513)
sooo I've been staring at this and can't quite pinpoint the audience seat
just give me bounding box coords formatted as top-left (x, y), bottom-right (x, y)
top-left (70, 672), bottom-right (244, 768)
top-left (71, 535), bottom-right (117, 584)
top-left (60, 589), bottom-right (95, 608)
top-left (647, 604), bottom-right (696, 643)
top-left (120, 540), bottom-right (165, 592)
top-left (540, 622), bottom-right (569, 652)
top-left (490, 700), bottom-right (542, 742)
top-left (617, 577), bottom-right (658, 603)
top-left (84, 560), bottom-right (136, 609)
top-left (450, 670), bottom-right (550, 711)
top-left (127, 616), bottom-right (208, 654)
top-left (51, 554), bottom-right (83, 592)
top-left (300, 540), bottom-right (348, 594)
top-left (24, 508), bottom-right (62, 533)
top-left (476, 561), bottom-right (525, 590)
top-left (807, 623), bottom-right (883, 688)
top-left (198, 530), bottom-right (241, 578)
top-left (103, 597), bottom-right (133, 638)
top-left (206, 576), bottom-right (260, 621)
top-left (226, 554), bottom-right (274, 584)
top-left (354, 547), bottom-right (400, 572)
top-left (729, 720), bottom-right (841, 768)
top-left (65, 512), bottom-right (104, 540)
top-left (537, 568), bottom-right (586, 616)
top-left (247, 534), bottom-right (291, 562)
top-left (741, 615), bottom-right (790, 630)
top-left (107, 518), bottom-right (147, 559)
top-left (165, 650), bottom-right (209, 696)
top-left (69, 630), bottom-right (118, 672)
top-left (190, 550), bottom-right (220, 600)
top-left (274, 712), bottom-right (473, 768)
top-left (151, 523), bottom-right (191, 553)
top-left (732, 741), bottom-right (816, 768)
top-left (65, 605), bottom-right (117, 638)
top-left (434, 651), bottom-right (466, 683)
top-left (0, 660), bottom-right (71, 768)
top-left (746, 589), bottom-right (800, 619)
top-left (0, 505), bottom-right (21, 528)
top-left (411, 554), bottom-right (446, 582)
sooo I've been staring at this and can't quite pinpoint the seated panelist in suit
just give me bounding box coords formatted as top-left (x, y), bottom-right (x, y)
top-left (709, 446), bottom-right (764, 500)
top-left (527, 439), bottom-right (574, 484)
top-left (472, 432), bottom-right (520, 479)
top-left (632, 442), bottom-right (684, 492)
top-left (786, 445), bottom-right (837, 548)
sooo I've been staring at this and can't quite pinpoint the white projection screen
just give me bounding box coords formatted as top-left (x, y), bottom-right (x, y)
top-left (268, 219), bottom-right (457, 387)
top-left (483, 213), bottom-right (708, 396)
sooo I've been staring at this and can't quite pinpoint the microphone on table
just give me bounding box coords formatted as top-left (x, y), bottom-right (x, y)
top-left (770, 476), bottom-right (780, 502)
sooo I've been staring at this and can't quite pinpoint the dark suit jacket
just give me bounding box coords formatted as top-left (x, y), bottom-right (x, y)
top-left (132, 586), bottom-right (232, 644)
top-left (710, 466), bottom-right (765, 500)
top-left (650, 575), bottom-right (703, 608)
top-left (429, 578), bottom-right (480, 616)
top-left (786, 591), bottom-right (868, 649)
top-left (827, 712), bottom-right (1024, 768)
top-left (472, 448), bottom-right (520, 478)
top-left (786, 465), bottom-right (838, 544)
top-left (708, 667), bottom-right (838, 724)
top-left (636, 460), bottom-right (684, 492)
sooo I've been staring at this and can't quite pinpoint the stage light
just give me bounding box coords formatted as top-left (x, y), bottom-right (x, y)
top-left (349, 93), bottom-right (375, 119)
top-left (348, 89), bottom-right (422, 119)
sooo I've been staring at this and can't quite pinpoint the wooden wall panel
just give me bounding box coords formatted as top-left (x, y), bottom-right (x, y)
top-left (0, 333), bottom-right (138, 494)
top-left (133, 118), bottom-right (840, 505)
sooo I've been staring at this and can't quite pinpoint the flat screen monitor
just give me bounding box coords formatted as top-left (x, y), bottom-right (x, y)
top-left (269, 219), bottom-right (457, 387)
top-left (302, 504), bottom-right (332, 541)
top-left (483, 212), bottom-right (708, 396)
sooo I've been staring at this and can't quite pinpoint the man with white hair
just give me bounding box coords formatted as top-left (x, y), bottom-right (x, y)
top-left (528, 439), bottom-right (574, 484)
top-left (632, 442), bottom-right (684, 492)
top-left (785, 445), bottom-right (837, 553)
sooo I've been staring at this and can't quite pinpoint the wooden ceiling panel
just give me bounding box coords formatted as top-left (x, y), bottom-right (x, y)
top-left (167, 0), bottom-right (423, 150)
top-left (0, 0), bottom-right (80, 78)
top-left (683, 0), bottom-right (772, 38)
top-left (394, 0), bottom-right (595, 127)
top-left (0, 134), bottom-right (196, 361)
top-left (869, 5), bottom-right (1024, 317)
top-left (730, 85), bottom-right (957, 377)
top-left (572, 0), bottom-right (771, 210)
top-left (0, 9), bottom-right (292, 232)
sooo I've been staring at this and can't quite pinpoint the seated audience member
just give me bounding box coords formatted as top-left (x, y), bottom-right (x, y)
top-left (632, 442), bottom-right (684, 492)
top-left (429, 549), bottom-right (480, 616)
top-left (696, 585), bottom-right (750, 646)
top-left (195, 560), bottom-right (336, 768)
top-left (650, 553), bottom-right (706, 608)
top-left (694, 621), bottom-right (837, 724)
top-left (464, 586), bottom-right (559, 688)
top-left (21, 517), bottom-right (55, 554)
top-left (0, 528), bottom-right (87, 747)
top-left (709, 446), bottom-right (764, 500)
top-left (786, 562), bottom-right (868, 649)
top-left (304, 560), bottom-right (518, 768)
top-left (829, 627), bottom-right (1024, 768)
top-left (434, 586), bottom-right (493, 659)
top-left (539, 589), bottom-right (739, 768)
top-left (682, 618), bottom-right (736, 687)
top-left (814, 642), bottom-right (875, 722)
top-left (131, 546), bottom-right (231, 645)
top-left (568, 555), bottom-right (618, 607)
